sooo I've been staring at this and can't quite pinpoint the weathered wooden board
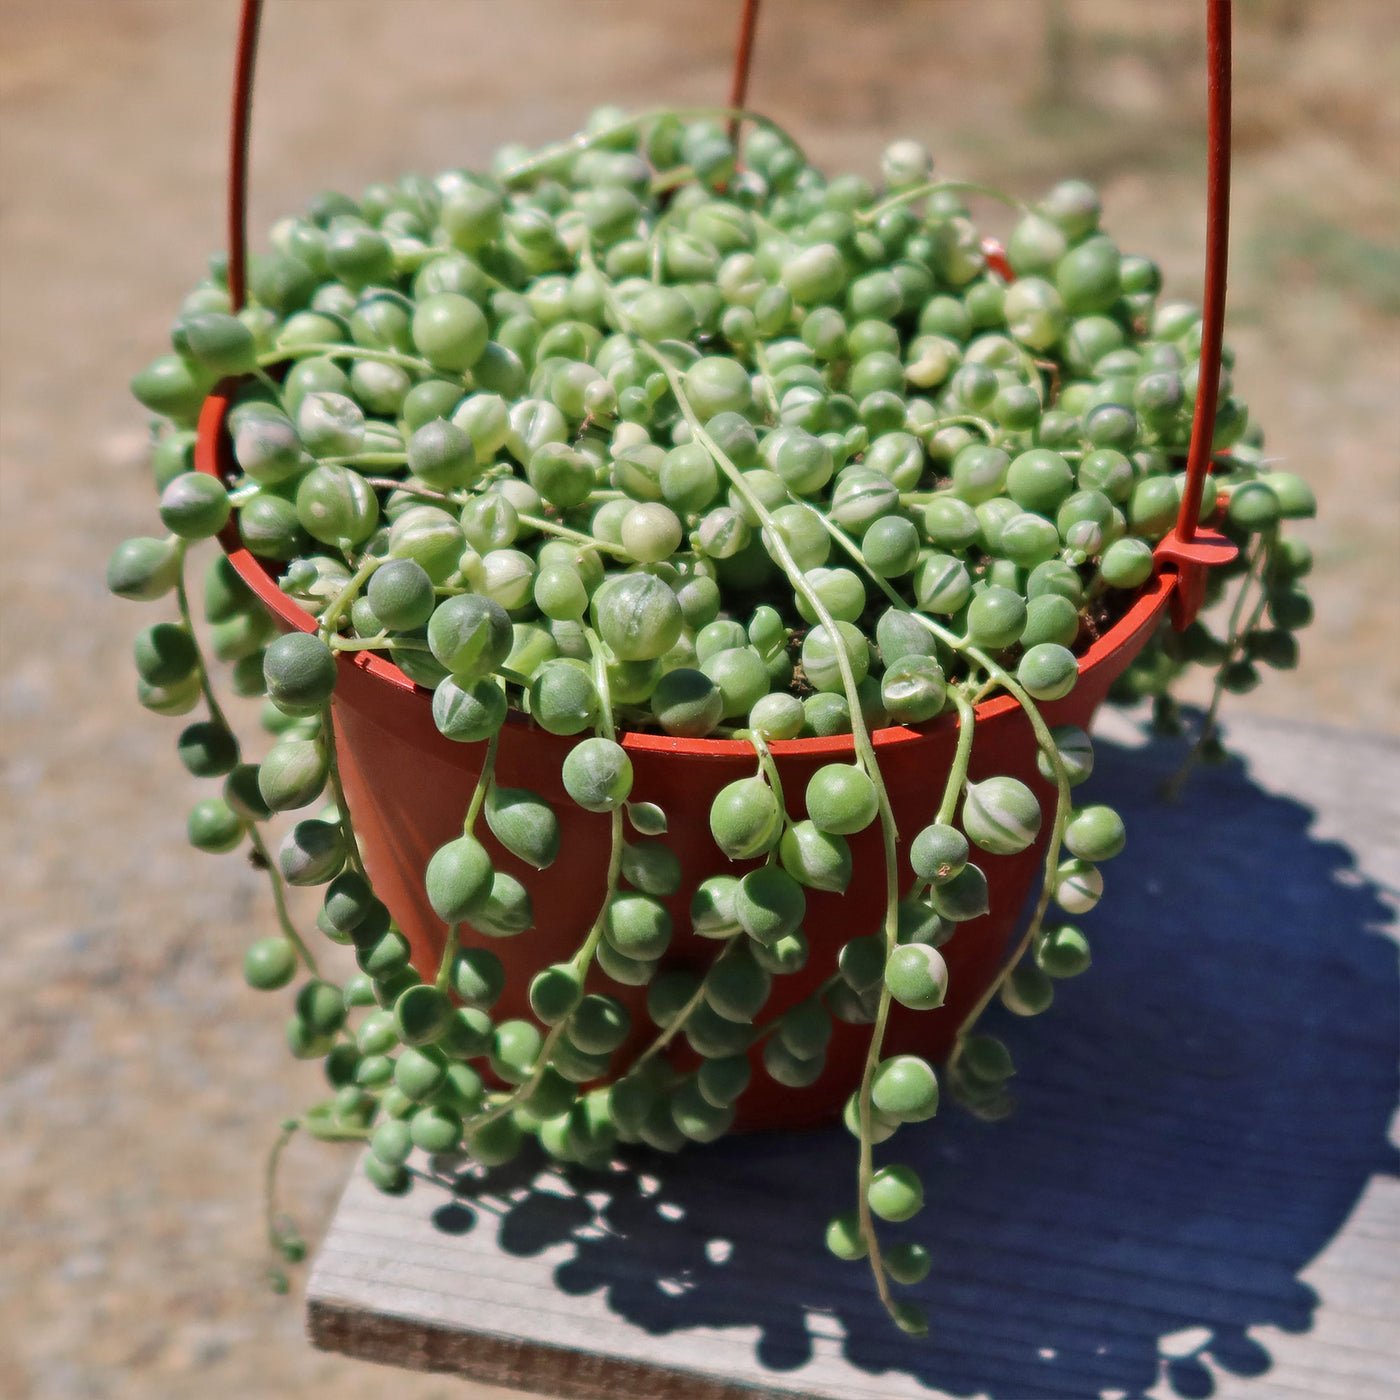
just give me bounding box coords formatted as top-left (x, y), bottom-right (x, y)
top-left (307, 713), bottom-right (1400, 1399)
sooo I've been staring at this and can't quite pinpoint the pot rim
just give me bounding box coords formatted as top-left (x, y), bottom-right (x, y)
top-left (197, 382), bottom-right (1178, 759)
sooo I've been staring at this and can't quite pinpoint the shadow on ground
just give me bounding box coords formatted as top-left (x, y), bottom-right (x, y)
top-left (427, 730), bottom-right (1399, 1400)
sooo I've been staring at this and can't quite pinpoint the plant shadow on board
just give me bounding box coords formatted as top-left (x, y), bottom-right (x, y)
top-left (426, 727), bottom-right (1399, 1400)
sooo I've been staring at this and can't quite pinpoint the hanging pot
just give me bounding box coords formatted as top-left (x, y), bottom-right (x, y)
top-left (199, 0), bottom-right (1239, 1132)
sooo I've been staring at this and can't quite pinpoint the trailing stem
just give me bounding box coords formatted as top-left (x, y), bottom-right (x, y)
top-left (318, 554), bottom-right (382, 640)
top-left (247, 825), bottom-right (320, 977)
top-left (630, 941), bottom-right (739, 1073)
top-left (799, 511), bottom-right (1076, 1062)
top-left (463, 724), bottom-right (502, 836)
top-left (312, 554), bottom-right (387, 884)
top-left (173, 542), bottom-right (232, 735)
top-left (434, 726), bottom-right (502, 993)
top-left (937, 687), bottom-right (978, 827)
top-left (174, 541), bottom-right (320, 974)
top-left (317, 702), bottom-right (366, 881)
top-left (461, 629), bottom-right (622, 1132)
top-left (743, 728), bottom-right (786, 839)
top-left (935, 637), bottom-right (1072, 1063)
top-left (468, 813), bottom-right (623, 1132)
top-left (623, 326), bottom-right (905, 1325)
top-left (262, 1118), bottom-right (304, 1290)
top-left (629, 726), bottom-right (786, 1072)
top-left (1162, 532), bottom-right (1273, 801)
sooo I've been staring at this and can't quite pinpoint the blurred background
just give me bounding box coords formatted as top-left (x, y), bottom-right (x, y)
top-left (1, 2), bottom-right (1395, 1398)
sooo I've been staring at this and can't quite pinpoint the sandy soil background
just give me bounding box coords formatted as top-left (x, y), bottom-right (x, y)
top-left (1, 2), bottom-right (1396, 1398)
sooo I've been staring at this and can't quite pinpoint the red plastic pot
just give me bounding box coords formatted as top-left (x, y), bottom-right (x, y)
top-left (197, 388), bottom-right (1192, 1131)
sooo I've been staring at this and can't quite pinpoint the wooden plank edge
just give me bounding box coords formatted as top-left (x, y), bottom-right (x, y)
top-left (306, 1297), bottom-right (822, 1400)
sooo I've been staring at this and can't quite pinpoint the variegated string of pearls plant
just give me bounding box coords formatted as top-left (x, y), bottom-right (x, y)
top-left (108, 107), bottom-right (1315, 1334)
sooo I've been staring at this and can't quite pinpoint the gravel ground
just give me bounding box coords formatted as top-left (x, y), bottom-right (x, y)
top-left (2, 3), bottom-right (1395, 1398)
